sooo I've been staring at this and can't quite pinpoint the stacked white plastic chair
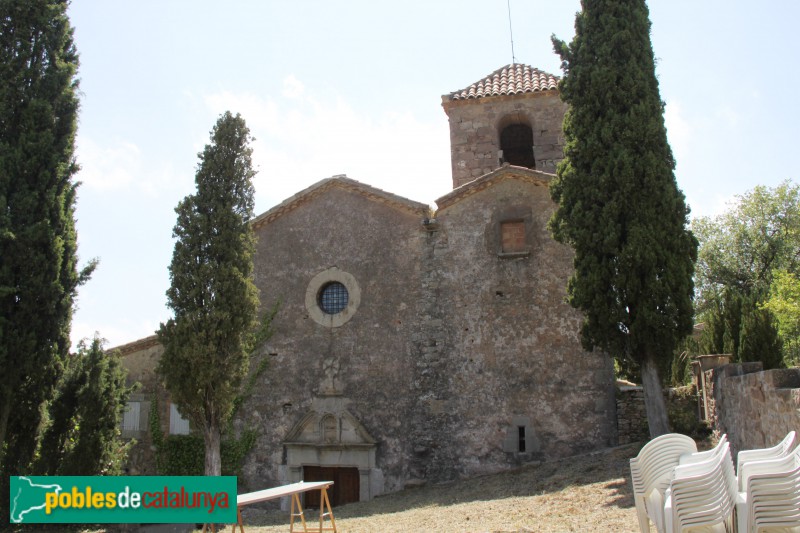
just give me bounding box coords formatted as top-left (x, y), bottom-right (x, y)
top-left (630, 433), bottom-right (697, 532)
top-left (735, 432), bottom-right (800, 533)
top-left (679, 434), bottom-right (728, 466)
top-left (737, 431), bottom-right (796, 492)
top-left (662, 439), bottom-right (737, 533)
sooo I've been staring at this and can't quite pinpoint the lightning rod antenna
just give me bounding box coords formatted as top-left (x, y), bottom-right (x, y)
top-left (507, 0), bottom-right (517, 65)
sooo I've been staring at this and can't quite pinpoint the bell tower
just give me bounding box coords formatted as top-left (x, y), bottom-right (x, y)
top-left (441, 64), bottom-right (568, 189)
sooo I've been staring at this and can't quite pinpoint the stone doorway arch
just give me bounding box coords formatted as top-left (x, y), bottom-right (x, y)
top-left (283, 397), bottom-right (383, 506)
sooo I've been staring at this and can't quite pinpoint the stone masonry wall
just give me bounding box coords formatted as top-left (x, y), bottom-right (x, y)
top-left (616, 385), bottom-right (701, 445)
top-left (442, 92), bottom-right (567, 189)
top-left (429, 173), bottom-right (617, 477)
top-left (242, 184), bottom-right (429, 495)
top-left (115, 173), bottom-right (619, 500)
top-left (616, 387), bottom-right (648, 445)
top-left (707, 364), bottom-right (800, 456)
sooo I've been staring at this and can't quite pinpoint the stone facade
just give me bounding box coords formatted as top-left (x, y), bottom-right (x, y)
top-left (706, 363), bottom-right (800, 456)
top-left (442, 92), bottom-right (567, 189)
top-left (115, 65), bottom-right (618, 505)
top-left (114, 336), bottom-right (163, 475)
top-left (232, 168), bottom-right (617, 500)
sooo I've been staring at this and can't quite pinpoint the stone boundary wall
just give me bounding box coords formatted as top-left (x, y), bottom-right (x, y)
top-left (707, 364), bottom-right (800, 456)
top-left (616, 385), bottom-right (699, 445)
top-left (616, 386), bottom-right (649, 445)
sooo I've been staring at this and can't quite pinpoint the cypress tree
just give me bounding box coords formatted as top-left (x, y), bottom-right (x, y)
top-left (739, 299), bottom-right (783, 370)
top-left (37, 337), bottom-right (134, 475)
top-left (0, 0), bottom-right (95, 487)
top-left (551, 0), bottom-right (698, 437)
top-left (157, 111), bottom-right (260, 476)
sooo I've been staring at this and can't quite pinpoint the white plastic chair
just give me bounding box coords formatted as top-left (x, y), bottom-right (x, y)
top-left (678, 435), bottom-right (728, 466)
top-left (737, 431), bottom-right (797, 491)
top-left (751, 484), bottom-right (800, 533)
top-left (663, 440), bottom-right (737, 533)
top-left (664, 445), bottom-right (736, 532)
top-left (630, 433), bottom-right (698, 532)
top-left (735, 443), bottom-right (800, 533)
top-left (747, 470), bottom-right (799, 533)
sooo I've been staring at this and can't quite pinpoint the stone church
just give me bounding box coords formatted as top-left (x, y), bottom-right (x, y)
top-left (117, 64), bottom-right (617, 505)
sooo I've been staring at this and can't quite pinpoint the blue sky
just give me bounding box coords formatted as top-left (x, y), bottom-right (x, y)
top-left (66, 1), bottom-right (800, 349)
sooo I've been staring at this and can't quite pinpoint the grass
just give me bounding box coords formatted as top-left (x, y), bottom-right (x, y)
top-left (236, 443), bottom-right (643, 533)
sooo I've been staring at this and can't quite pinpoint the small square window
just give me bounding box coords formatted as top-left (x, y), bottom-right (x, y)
top-left (501, 221), bottom-right (526, 253)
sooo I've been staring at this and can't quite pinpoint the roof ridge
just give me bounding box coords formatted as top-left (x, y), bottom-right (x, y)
top-left (435, 165), bottom-right (553, 211)
top-left (250, 175), bottom-right (431, 230)
top-left (446, 63), bottom-right (559, 101)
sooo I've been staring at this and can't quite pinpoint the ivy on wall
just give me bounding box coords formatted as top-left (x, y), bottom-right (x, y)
top-left (147, 307), bottom-right (275, 476)
top-left (149, 396), bottom-right (258, 476)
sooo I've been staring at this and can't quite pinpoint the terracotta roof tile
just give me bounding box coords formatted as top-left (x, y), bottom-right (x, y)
top-left (447, 64), bottom-right (559, 101)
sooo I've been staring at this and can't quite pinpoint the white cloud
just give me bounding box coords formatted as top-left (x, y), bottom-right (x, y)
top-left (282, 75), bottom-right (305, 99)
top-left (76, 137), bottom-right (189, 196)
top-left (76, 137), bottom-right (141, 190)
top-left (687, 190), bottom-right (736, 220)
top-left (203, 77), bottom-right (452, 214)
top-left (664, 100), bottom-right (691, 165)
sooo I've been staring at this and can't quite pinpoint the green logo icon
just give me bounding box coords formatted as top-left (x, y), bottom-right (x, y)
top-left (10, 476), bottom-right (237, 524)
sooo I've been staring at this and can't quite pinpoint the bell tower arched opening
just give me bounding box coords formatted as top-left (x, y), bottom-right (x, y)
top-left (441, 64), bottom-right (566, 188)
top-left (499, 123), bottom-right (535, 168)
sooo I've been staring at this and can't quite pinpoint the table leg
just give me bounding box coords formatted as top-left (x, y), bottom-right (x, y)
top-left (290, 492), bottom-right (309, 533)
top-left (319, 488), bottom-right (337, 533)
top-left (231, 506), bottom-right (244, 533)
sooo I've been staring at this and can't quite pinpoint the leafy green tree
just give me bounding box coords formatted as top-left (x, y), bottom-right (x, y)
top-left (693, 180), bottom-right (800, 311)
top-left (763, 270), bottom-right (800, 366)
top-left (0, 0), bottom-right (95, 490)
top-left (37, 337), bottom-right (135, 475)
top-left (693, 181), bottom-right (799, 367)
top-left (157, 112), bottom-right (260, 476)
top-left (550, 0), bottom-right (698, 437)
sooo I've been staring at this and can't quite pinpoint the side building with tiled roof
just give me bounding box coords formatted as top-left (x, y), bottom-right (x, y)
top-left (114, 64), bottom-right (616, 508)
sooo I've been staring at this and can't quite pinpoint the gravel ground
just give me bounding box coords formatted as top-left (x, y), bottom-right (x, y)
top-left (235, 443), bottom-right (643, 533)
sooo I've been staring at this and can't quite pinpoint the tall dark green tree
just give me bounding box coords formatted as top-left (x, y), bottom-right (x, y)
top-left (550, 0), bottom-right (698, 437)
top-left (739, 299), bottom-right (783, 369)
top-left (37, 337), bottom-right (135, 476)
top-left (698, 288), bottom-right (784, 369)
top-left (157, 111), bottom-right (260, 476)
top-left (0, 0), bottom-right (95, 485)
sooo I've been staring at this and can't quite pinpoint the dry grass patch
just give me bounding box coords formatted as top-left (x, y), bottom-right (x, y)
top-left (240, 444), bottom-right (642, 533)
